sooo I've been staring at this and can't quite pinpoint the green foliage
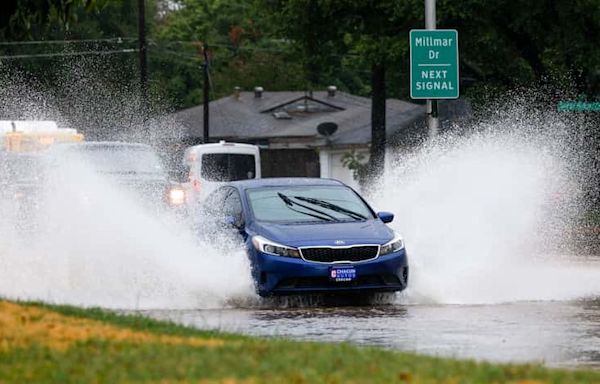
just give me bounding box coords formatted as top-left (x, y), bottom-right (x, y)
top-left (341, 150), bottom-right (369, 185)
top-left (151, 0), bottom-right (306, 109)
top-left (3, 0), bottom-right (600, 109)
top-left (65, 0), bottom-right (148, 39)
top-left (0, 0), bottom-right (111, 40)
top-left (257, 0), bottom-right (600, 100)
top-left (157, 0), bottom-right (260, 44)
top-left (436, 0), bottom-right (600, 97)
top-left (258, 0), bottom-right (348, 86)
top-left (0, 1), bottom-right (145, 112)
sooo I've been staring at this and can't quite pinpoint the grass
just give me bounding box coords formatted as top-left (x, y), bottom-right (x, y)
top-left (1, 300), bottom-right (600, 383)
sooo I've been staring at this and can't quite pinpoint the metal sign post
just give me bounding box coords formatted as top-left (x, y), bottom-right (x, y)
top-left (425, 0), bottom-right (438, 137)
top-left (203, 44), bottom-right (210, 143)
top-left (138, 0), bottom-right (148, 118)
top-left (409, 0), bottom-right (460, 138)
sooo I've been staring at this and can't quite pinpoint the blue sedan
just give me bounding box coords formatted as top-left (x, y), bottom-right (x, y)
top-left (201, 178), bottom-right (408, 297)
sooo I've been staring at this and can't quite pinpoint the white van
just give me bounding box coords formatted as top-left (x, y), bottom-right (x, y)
top-left (183, 141), bottom-right (261, 204)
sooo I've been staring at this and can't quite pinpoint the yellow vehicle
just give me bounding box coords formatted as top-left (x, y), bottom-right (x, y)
top-left (0, 121), bottom-right (84, 232)
top-left (0, 120), bottom-right (83, 153)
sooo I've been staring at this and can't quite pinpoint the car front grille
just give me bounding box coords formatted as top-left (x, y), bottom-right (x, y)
top-left (118, 180), bottom-right (170, 204)
top-left (300, 245), bottom-right (379, 263)
top-left (275, 274), bottom-right (402, 290)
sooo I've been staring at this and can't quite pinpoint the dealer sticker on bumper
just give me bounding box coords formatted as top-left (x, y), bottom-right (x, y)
top-left (330, 267), bottom-right (356, 282)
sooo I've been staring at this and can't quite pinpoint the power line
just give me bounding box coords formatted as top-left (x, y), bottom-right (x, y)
top-left (151, 39), bottom-right (294, 54)
top-left (154, 47), bottom-right (200, 62)
top-left (0, 37), bottom-right (362, 60)
top-left (155, 40), bottom-right (363, 59)
top-left (0, 45), bottom-right (372, 82)
top-left (0, 37), bottom-right (137, 46)
top-left (0, 48), bottom-right (138, 60)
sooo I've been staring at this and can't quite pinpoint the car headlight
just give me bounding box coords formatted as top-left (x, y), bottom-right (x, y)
top-left (252, 235), bottom-right (301, 258)
top-left (167, 186), bottom-right (186, 206)
top-left (379, 234), bottom-right (404, 255)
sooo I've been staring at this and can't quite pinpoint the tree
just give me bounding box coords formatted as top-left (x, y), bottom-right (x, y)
top-left (435, 0), bottom-right (600, 98)
top-left (0, 0), bottom-right (111, 40)
top-left (0, 0), bottom-right (132, 94)
top-left (153, 0), bottom-right (306, 109)
top-left (259, 0), bottom-right (417, 181)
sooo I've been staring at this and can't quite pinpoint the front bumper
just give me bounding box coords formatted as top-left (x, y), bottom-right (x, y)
top-left (249, 248), bottom-right (408, 296)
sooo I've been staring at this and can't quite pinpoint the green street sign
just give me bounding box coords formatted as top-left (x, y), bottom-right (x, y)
top-left (410, 29), bottom-right (459, 99)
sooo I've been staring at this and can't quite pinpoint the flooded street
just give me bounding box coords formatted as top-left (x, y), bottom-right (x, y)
top-left (2, 74), bottom-right (599, 373)
top-left (3, 2), bottom-right (600, 382)
top-left (144, 298), bottom-right (600, 369)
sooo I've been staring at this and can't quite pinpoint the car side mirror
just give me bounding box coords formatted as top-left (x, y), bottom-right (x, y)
top-left (224, 215), bottom-right (244, 229)
top-left (377, 211), bottom-right (394, 223)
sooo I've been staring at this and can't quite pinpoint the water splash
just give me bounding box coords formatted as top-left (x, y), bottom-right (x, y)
top-left (1, 63), bottom-right (598, 309)
top-left (375, 112), bottom-right (600, 304)
top-left (0, 62), bottom-right (244, 311)
top-left (0, 67), bottom-right (255, 310)
top-left (0, 156), bottom-right (255, 309)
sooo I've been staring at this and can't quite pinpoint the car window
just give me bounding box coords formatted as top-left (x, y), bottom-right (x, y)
top-left (59, 145), bottom-right (166, 176)
top-left (201, 153), bottom-right (256, 182)
top-left (246, 185), bottom-right (375, 223)
top-left (2, 155), bottom-right (44, 183)
top-left (223, 189), bottom-right (243, 224)
top-left (203, 186), bottom-right (232, 215)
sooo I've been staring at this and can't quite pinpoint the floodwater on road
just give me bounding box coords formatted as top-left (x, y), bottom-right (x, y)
top-left (143, 298), bottom-right (600, 369)
top-left (1, 95), bottom-right (598, 370)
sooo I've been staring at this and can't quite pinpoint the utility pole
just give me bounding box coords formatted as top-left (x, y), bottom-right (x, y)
top-left (425, 0), bottom-right (439, 137)
top-left (138, 0), bottom-right (148, 116)
top-left (202, 44), bottom-right (210, 143)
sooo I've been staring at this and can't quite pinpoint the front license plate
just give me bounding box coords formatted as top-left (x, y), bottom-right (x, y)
top-left (330, 266), bottom-right (356, 282)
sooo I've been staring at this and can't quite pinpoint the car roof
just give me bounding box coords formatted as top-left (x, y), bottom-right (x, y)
top-left (47, 141), bottom-right (156, 155)
top-left (228, 177), bottom-right (346, 190)
top-left (187, 141), bottom-right (258, 152)
top-left (0, 152), bottom-right (44, 159)
top-left (52, 141), bottom-right (152, 149)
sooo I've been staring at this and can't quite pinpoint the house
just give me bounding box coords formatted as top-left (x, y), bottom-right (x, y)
top-left (171, 87), bottom-right (469, 189)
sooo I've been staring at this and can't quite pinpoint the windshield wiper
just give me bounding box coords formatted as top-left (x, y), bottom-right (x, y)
top-left (277, 192), bottom-right (337, 222)
top-left (292, 196), bottom-right (368, 221)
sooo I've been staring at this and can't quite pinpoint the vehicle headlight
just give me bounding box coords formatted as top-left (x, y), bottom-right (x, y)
top-left (167, 186), bottom-right (186, 206)
top-left (379, 234), bottom-right (404, 255)
top-left (252, 235), bottom-right (301, 258)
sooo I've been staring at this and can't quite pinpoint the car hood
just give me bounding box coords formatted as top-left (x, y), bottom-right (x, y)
top-left (104, 176), bottom-right (171, 203)
top-left (249, 220), bottom-right (394, 247)
top-left (100, 172), bottom-right (168, 182)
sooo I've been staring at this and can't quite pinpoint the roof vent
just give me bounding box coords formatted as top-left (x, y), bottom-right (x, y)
top-left (273, 111), bottom-right (292, 119)
top-left (327, 85), bottom-right (337, 97)
top-left (254, 86), bottom-right (264, 98)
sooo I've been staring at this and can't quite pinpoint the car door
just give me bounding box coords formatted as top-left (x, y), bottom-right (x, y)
top-left (197, 186), bottom-right (230, 232)
top-left (222, 187), bottom-right (244, 230)
top-left (205, 186), bottom-right (246, 246)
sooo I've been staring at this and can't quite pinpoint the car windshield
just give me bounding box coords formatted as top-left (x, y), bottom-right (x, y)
top-left (1, 155), bottom-right (44, 183)
top-left (201, 153), bottom-right (256, 182)
top-left (246, 185), bottom-right (375, 223)
top-left (64, 145), bottom-right (166, 176)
